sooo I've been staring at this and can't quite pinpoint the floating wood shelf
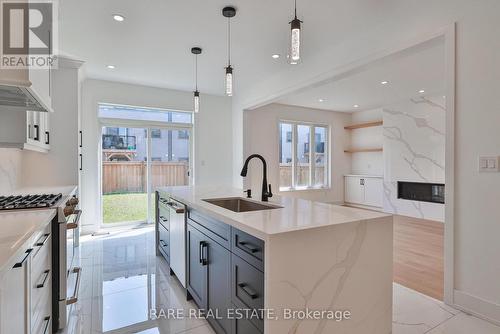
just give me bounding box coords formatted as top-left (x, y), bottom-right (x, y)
top-left (344, 121), bottom-right (383, 130)
top-left (344, 148), bottom-right (383, 153)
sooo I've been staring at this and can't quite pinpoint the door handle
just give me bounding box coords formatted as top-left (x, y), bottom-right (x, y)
top-left (199, 241), bottom-right (207, 266)
top-left (238, 241), bottom-right (260, 254)
top-left (238, 283), bottom-right (259, 299)
top-left (35, 233), bottom-right (50, 246)
top-left (42, 316), bottom-right (51, 334)
top-left (67, 210), bottom-right (82, 230)
top-left (66, 267), bottom-right (82, 305)
top-left (36, 269), bottom-right (50, 288)
top-left (34, 124), bottom-right (40, 141)
top-left (13, 249), bottom-right (32, 268)
top-left (45, 131), bottom-right (50, 145)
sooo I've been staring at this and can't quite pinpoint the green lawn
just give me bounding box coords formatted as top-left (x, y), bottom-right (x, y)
top-left (103, 193), bottom-right (149, 224)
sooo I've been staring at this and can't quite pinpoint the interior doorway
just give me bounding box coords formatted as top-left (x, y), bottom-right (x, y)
top-left (98, 104), bottom-right (193, 228)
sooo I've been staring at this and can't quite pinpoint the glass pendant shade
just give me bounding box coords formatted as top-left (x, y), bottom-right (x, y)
top-left (193, 91), bottom-right (200, 113)
top-left (225, 66), bottom-right (233, 97)
top-left (289, 17), bottom-right (301, 64)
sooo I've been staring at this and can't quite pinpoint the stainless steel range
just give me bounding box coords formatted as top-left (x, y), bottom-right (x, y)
top-left (0, 189), bottom-right (81, 332)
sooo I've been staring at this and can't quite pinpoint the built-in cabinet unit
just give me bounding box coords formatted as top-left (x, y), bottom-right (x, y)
top-left (0, 221), bottom-right (53, 334)
top-left (344, 175), bottom-right (383, 208)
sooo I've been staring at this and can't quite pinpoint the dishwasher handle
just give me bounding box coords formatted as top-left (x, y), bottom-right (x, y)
top-left (166, 202), bottom-right (185, 214)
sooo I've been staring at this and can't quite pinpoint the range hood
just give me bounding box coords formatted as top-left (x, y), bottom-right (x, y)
top-left (0, 84), bottom-right (49, 112)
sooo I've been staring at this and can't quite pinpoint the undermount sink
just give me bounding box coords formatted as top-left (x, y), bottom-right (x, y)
top-left (203, 197), bottom-right (282, 213)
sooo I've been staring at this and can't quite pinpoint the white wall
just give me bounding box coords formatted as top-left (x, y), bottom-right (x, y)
top-left (244, 103), bottom-right (351, 203)
top-left (80, 79), bottom-right (233, 233)
top-left (0, 149), bottom-right (23, 194)
top-left (233, 0), bottom-right (500, 324)
top-left (383, 96), bottom-right (445, 222)
top-left (350, 109), bottom-right (384, 176)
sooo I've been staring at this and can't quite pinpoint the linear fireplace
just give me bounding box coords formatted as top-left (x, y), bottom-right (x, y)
top-left (397, 181), bottom-right (445, 204)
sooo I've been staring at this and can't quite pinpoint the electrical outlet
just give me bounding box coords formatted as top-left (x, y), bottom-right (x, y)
top-left (479, 156), bottom-right (499, 172)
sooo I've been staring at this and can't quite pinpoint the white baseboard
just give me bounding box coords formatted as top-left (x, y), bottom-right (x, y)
top-left (453, 289), bottom-right (500, 326)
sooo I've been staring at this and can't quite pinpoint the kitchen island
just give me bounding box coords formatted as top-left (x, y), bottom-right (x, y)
top-left (157, 186), bottom-right (393, 334)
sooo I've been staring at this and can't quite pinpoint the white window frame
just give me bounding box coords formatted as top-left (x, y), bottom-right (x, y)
top-left (278, 120), bottom-right (330, 191)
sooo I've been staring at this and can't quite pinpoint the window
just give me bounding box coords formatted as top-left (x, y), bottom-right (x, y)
top-left (178, 130), bottom-right (189, 139)
top-left (151, 129), bottom-right (161, 138)
top-left (278, 121), bottom-right (329, 191)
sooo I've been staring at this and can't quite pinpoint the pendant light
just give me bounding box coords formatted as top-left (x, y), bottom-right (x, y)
top-left (191, 47), bottom-right (202, 113)
top-left (222, 6), bottom-right (236, 96)
top-left (289, 0), bottom-right (302, 64)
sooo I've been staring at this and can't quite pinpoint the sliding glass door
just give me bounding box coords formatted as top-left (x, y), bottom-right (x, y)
top-left (101, 126), bottom-right (192, 227)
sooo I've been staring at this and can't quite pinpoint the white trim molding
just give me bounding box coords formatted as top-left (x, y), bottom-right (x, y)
top-left (454, 290), bottom-right (500, 326)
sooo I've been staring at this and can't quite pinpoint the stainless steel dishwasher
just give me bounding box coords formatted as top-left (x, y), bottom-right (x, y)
top-left (167, 198), bottom-right (187, 288)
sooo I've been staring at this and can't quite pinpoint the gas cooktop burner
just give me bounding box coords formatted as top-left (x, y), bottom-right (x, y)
top-left (0, 193), bottom-right (63, 210)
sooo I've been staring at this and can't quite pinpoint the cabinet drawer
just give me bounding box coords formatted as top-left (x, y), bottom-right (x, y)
top-left (31, 232), bottom-right (52, 309)
top-left (231, 303), bottom-right (263, 334)
top-left (158, 223), bottom-right (170, 262)
top-left (188, 209), bottom-right (231, 249)
top-left (232, 255), bottom-right (264, 332)
top-left (232, 228), bottom-right (264, 272)
top-left (158, 212), bottom-right (169, 231)
top-left (31, 283), bottom-right (52, 333)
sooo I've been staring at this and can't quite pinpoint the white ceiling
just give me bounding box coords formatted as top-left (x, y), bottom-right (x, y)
top-left (58, 0), bottom-right (411, 96)
top-left (276, 37), bottom-right (445, 112)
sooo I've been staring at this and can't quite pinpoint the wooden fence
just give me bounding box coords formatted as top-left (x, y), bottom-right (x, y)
top-left (102, 161), bottom-right (188, 194)
top-left (279, 165), bottom-right (325, 186)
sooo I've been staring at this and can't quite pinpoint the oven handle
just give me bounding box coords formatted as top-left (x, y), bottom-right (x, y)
top-left (67, 209), bottom-right (82, 230)
top-left (66, 267), bottom-right (82, 305)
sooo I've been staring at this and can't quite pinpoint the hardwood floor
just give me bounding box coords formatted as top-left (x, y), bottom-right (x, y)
top-left (393, 215), bottom-right (444, 300)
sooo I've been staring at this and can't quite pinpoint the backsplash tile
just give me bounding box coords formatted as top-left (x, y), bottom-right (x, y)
top-left (0, 148), bottom-right (22, 194)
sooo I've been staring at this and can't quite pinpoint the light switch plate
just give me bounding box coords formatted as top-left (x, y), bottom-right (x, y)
top-left (479, 156), bottom-right (500, 172)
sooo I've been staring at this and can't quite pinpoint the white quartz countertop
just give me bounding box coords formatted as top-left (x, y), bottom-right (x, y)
top-left (158, 186), bottom-right (391, 240)
top-left (0, 209), bottom-right (56, 278)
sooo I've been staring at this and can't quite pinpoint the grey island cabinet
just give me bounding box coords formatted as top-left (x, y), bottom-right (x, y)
top-left (157, 186), bottom-right (393, 334)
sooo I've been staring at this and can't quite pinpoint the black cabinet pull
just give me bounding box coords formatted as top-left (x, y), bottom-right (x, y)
top-left (238, 241), bottom-right (260, 254)
top-left (34, 124), bottom-right (40, 141)
top-left (159, 239), bottom-right (168, 248)
top-left (42, 316), bottom-right (50, 334)
top-left (45, 131), bottom-right (50, 145)
top-left (35, 233), bottom-right (50, 247)
top-left (79, 130), bottom-right (82, 148)
top-left (79, 154), bottom-right (82, 171)
top-left (13, 249), bottom-right (32, 268)
top-left (238, 283), bottom-right (258, 299)
top-left (199, 241), bottom-right (208, 266)
top-left (36, 269), bottom-right (50, 288)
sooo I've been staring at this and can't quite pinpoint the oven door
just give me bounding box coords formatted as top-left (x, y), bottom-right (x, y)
top-left (57, 209), bottom-right (82, 330)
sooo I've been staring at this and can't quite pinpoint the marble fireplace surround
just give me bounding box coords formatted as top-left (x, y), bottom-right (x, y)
top-left (383, 96), bottom-right (446, 222)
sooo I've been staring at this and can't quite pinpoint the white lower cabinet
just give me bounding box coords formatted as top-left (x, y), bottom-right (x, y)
top-left (0, 223), bottom-right (52, 334)
top-left (344, 175), bottom-right (383, 208)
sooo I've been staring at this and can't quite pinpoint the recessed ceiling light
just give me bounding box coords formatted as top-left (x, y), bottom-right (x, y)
top-left (272, 54), bottom-right (280, 59)
top-left (106, 65), bottom-right (116, 69)
top-left (318, 98), bottom-right (325, 102)
top-left (381, 80), bottom-right (389, 85)
top-left (353, 104), bottom-right (359, 108)
top-left (113, 14), bottom-right (125, 22)
top-left (419, 89), bottom-right (425, 93)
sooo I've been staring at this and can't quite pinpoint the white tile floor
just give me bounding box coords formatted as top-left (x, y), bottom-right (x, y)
top-left (62, 227), bottom-right (500, 334)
